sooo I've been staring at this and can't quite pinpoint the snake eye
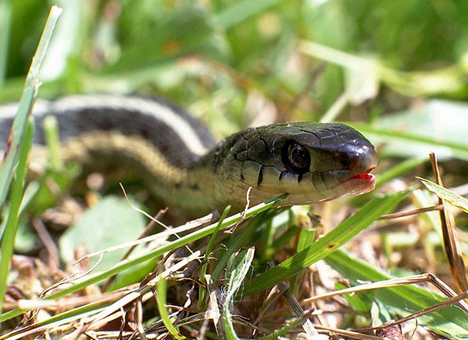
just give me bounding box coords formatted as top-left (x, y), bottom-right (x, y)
top-left (282, 142), bottom-right (311, 175)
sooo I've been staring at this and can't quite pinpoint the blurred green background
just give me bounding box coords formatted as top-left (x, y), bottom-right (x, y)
top-left (2, 0), bottom-right (468, 139)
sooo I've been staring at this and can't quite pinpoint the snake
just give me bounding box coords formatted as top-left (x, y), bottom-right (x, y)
top-left (0, 95), bottom-right (378, 217)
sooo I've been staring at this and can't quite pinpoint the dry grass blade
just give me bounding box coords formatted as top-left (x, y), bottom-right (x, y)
top-left (0, 251), bottom-right (202, 340)
top-left (2, 290), bottom-right (128, 313)
top-left (84, 250), bottom-right (203, 332)
top-left (301, 273), bottom-right (468, 314)
top-left (429, 152), bottom-right (468, 292)
top-left (76, 211), bottom-right (217, 263)
top-left (313, 325), bottom-right (394, 340)
top-left (278, 282), bottom-right (319, 338)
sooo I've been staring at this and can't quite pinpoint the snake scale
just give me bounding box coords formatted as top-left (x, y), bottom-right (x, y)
top-left (0, 95), bottom-right (378, 217)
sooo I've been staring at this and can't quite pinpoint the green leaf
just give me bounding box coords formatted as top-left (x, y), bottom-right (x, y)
top-left (327, 250), bottom-right (468, 338)
top-left (335, 282), bottom-right (373, 314)
top-left (60, 196), bottom-right (147, 270)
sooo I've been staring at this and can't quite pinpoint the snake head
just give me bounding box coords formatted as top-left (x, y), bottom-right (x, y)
top-left (221, 122), bottom-right (378, 208)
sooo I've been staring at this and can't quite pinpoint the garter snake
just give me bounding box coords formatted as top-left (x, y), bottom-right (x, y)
top-left (0, 95), bottom-right (378, 216)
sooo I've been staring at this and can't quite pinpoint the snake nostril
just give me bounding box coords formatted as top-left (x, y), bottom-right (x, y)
top-left (335, 143), bottom-right (378, 173)
top-left (333, 150), bottom-right (356, 171)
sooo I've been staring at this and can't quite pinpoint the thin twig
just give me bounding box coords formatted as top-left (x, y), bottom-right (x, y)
top-left (379, 204), bottom-right (443, 220)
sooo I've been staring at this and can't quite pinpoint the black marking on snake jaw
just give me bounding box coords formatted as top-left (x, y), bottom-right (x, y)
top-left (279, 171), bottom-right (286, 180)
top-left (319, 172), bottom-right (326, 186)
top-left (297, 173), bottom-right (303, 183)
top-left (257, 133), bottom-right (273, 153)
top-left (257, 165), bottom-right (264, 187)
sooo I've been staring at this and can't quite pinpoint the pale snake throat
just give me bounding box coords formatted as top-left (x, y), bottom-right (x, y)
top-left (0, 95), bottom-right (378, 216)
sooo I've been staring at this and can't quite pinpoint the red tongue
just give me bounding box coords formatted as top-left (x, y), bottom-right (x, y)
top-left (353, 167), bottom-right (376, 180)
top-left (355, 173), bottom-right (373, 180)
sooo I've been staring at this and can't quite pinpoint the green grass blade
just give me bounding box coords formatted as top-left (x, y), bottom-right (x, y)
top-left (198, 205), bottom-right (231, 308)
top-left (0, 6), bottom-right (62, 207)
top-left (290, 211), bottom-right (317, 293)
top-left (0, 118), bottom-right (34, 316)
top-left (242, 190), bottom-right (409, 296)
top-left (419, 178), bottom-right (468, 214)
top-left (211, 209), bottom-right (281, 283)
top-left (222, 247), bottom-right (255, 340)
top-left (156, 278), bottom-right (186, 340)
top-left (0, 0), bottom-right (11, 86)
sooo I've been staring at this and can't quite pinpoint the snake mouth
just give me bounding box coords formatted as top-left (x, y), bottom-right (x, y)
top-left (352, 170), bottom-right (375, 181)
top-left (343, 166), bottom-right (376, 195)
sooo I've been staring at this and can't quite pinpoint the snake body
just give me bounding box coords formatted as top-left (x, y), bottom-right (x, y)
top-left (0, 95), bottom-right (378, 216)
